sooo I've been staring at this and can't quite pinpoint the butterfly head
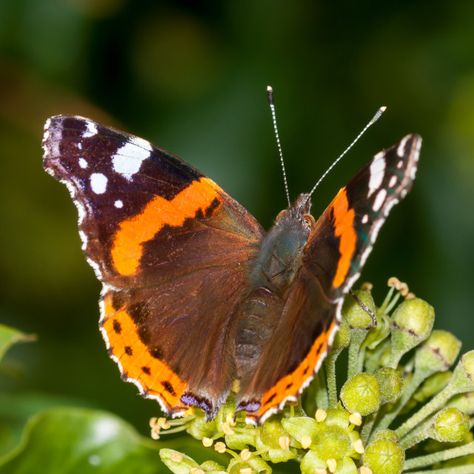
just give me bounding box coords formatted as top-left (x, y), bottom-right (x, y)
top-left (275, 193), bottom-right (313, 229)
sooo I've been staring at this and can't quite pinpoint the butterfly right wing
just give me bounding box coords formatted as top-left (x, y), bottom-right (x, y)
top-left (237, 134), bottom-right (422, 423)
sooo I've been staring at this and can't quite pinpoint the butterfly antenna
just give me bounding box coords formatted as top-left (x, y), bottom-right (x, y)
top-left (308, 105), bottom-right (387, 197)
top-left (267, 85), bottom-right (291, 207)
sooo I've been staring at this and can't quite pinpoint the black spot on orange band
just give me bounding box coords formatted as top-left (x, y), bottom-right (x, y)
top-left (113, 320), bottom-right (122, 334)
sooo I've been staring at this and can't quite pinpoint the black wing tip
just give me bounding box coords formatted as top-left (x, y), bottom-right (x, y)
top-left (400, 133), bottom-right (422, 154)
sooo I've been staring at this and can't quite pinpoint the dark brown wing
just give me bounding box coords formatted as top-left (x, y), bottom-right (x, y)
top-left (43, 115), bottom-right (264, 417)
top-left (237, 134), bottom-right (421, 423)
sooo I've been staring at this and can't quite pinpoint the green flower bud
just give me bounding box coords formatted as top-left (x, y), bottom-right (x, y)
top-left (335, 457), bottom-right (358, 474)
top-left (255, 420), bottom-right (297, 463)
top-left (390, 298), bottom-right (435, 364)
top-left (341, 373), bottom-right (381, 416)
top-left (333, 320), bottom-right (351, 351)
top-left (200, 460), bottom-right (226, 473)
top-left (415, 330), bottom-right (462, 375)
top-left (186, 411), bottom-right (218, 440)
top-left (281, 416), bottom-right (318, 448)
top-left (432, 407), bottom-right (470, 443)
top-left (449, 392), bottom-right (474, 415)
top-left (379, 344), bottom-right (392, 368)
top-left (371, 429), bottom-right (399, 443)
top-left (375, 368), bottom-right (403, 404)
top-left (227, 456), bottom-right (271, 474)
top-left (311, 424), bottom-right (355, 461)
top-left (450, 350), bottom-right (474, 392)
top-left (225, 428), bottom-right (257, 450)
top-left (364, 313), bottom-right (391, 350)
top-left (363, 439), bottom-right (404, 474)
top-left (160, 448), bottom-right (200, 474)
top-left (300, 450), bottom-right (326, 474)
top-left (325, 406), bottom-right (351, 429)
top-left (413, 372), bottom-right (452, 403)
top-left (343, 289), bottom-right (376, 329)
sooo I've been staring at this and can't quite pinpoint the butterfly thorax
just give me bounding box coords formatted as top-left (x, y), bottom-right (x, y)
top-left (235, 193), bottom-right (313, 376)
top-left (250, 193), bottom-right (313, 293)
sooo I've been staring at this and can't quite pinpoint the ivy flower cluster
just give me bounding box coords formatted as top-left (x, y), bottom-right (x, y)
top-left (154, 278), bottom-right (474, 474)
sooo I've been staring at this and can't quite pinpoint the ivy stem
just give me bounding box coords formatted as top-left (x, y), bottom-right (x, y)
top-left (360, 412), bottom-right (376, 444)
top-left (407, 467), bottom-right (474, 474)
top-left (403, 441), bottom-right (474, 470)
top-left (315, 365), bottom-right (329, 409)
top-left (325, 352), bottom-right (339, 408)
top-left (396, 384), bottom-right (456, 439)
top-left (364, 339), bottom-right (389, 373)
top-left (400, 428), bottom-right (429, 450)
top-left (348, 330), bottom-right (367, 379)
top-left (378, 286), bottom-right (395, 314)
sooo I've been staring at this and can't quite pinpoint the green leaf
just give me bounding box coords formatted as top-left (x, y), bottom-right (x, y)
top-left (0, 391), bottom-right (94, 458)
top-left (0, 324), bottom-right (34, 363)
top-left (0, 407), bottom-right (163, 474)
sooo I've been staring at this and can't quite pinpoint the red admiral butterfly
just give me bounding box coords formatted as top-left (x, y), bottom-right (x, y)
top-left (42, 101), bottom-right (421, 423)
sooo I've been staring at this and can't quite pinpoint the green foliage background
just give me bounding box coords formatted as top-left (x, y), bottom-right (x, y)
top-left (0, 0), bottom-right (473, 448)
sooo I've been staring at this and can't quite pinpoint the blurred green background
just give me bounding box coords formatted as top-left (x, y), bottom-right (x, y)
top-left (1, 0), bottom-right (473, 435)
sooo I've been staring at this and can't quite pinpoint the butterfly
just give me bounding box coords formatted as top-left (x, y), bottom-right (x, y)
top-left (42, 112), bottom-right (421, 424)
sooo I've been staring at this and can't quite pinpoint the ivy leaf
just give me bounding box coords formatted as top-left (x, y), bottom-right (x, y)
top-left (0, 407), bottom-right (164, 474)
top-left (0, 324), bottom-right (35, 363)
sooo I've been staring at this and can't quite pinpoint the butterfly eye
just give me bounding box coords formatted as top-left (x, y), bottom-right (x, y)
top-left (303, 214), bottom-right (316, 227)
top-left (276, 209), bottom-right (287, 221)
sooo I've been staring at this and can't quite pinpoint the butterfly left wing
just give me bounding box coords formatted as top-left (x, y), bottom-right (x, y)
top-left (43, 116), bottom-right (264, 417)
top-left (238, 134), bottom-right (422, 423)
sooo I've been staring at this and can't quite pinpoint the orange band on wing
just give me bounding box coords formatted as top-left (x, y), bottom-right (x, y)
top-left (111, 177), bottom-right (222, 276)
top-left (251, 320), bottom-right (337, 421)
top-left (102, 293), bottom-right (187, 412)
top-left (331, 187), bottom-right (356, 288)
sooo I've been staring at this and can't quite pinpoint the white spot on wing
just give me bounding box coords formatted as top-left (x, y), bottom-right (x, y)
top-left (389, 175), bottom-right (397, 188)
top-left (112, 137), bottom-right (152, 180)
top-left (79, 158), bottom-right (88, 169)
top-left (370, 219), bottom-right (384, 243)
top-left (397, 135), bottom-right (410, 157)
top-left (373, 188), bottom-right (387, 212)
top-left (79, 230), bottom-right (88, 250)
top-left (83, 121), bottom-right (98, 138)
top-left (368, 153), bottom-right (386, 197)
top-left (397, 160), bottom-right (404, 169)
top-left (43, 120), bottom-right (61, 158)
top-left (360, 244), bottom-right (373, 267)
top-left (362, 214), bottom-right (369, 224)
top-left (90, 173), bottom-right (108, 194)
top-left (114, 200), bottom-right (123, 208)
top-left (383, 197), bottom-right (399, 217)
